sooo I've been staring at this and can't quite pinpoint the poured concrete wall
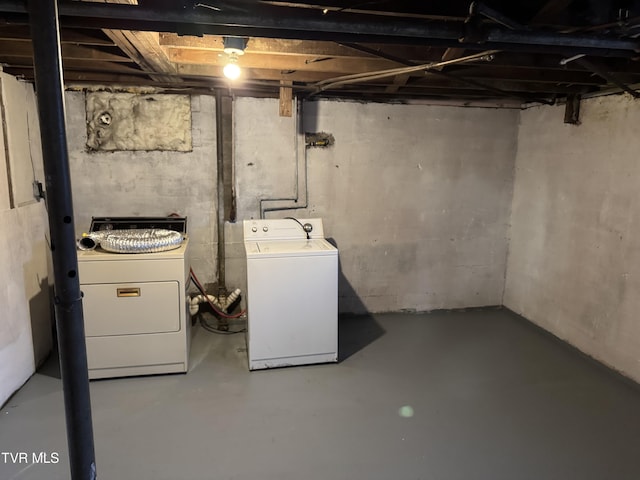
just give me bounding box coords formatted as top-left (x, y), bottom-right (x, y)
top-left (65, 94), bottom-right (517, 312)
top-left (232, 98), bottom-right (518, 313)
top-left (66, 92), bottom-right (217, 279)
top-left (504, 95), bottom-right (640, 383)
top-left (0, 75), bottom-right (50, 406)
top-left (6, 81), bottom-right (639, 401)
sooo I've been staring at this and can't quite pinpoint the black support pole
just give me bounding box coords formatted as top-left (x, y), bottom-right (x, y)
top-left (27, 1), bottom-right (97, 479)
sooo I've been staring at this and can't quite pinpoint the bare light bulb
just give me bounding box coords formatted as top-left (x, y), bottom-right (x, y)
top-left (223, 62), bottom-right (241, 80)
top-left (222, 38), bottom-right (246, 81)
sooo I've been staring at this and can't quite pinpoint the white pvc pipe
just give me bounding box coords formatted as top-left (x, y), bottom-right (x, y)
top-left (189, 288), bottom-right (242, 316)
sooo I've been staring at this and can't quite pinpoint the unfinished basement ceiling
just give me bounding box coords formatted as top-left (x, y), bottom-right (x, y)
top-left (1, 0), bottom-right (640, 104)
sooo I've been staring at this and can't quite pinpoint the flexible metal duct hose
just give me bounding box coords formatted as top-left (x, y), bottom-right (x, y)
top-left (77, 229), bottom-right (183, 253)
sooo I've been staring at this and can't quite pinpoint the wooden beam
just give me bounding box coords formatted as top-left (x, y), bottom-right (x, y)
top-left (448, 65), bottom-right (608, 85)
top-left (0, 56), bottom-right (145, 74)
top-left (103, 30), bottom-right (179, 82)
top-left (564, 93), bottom-right (581, 124)
top-left (164, 33), bottom-right (444, 64)
top-left (85, 0), bottom-right (180, 83)
top-left (160, 34), bottom-right (371, 57)
top-left (175, 62), bottom-right (600, 95)
top-left (385, 73), bottom-right (411, 93)
top-left (411, 76), bottom-right (589, 94)
top-left (441, 47), bottom-right (467, 62)
top-left (470, 53), bottom-right (640, 75)
top-left (2, 67), bottom-right (147, 84)
top-left (62, 59), bottom-right (144, 75)
top-left (160, 34), bottom-right (446, 63)
top-left (0, 25), bottom-right (114, 46)
top-left (315, 84), bottom-right (522, 100)
top-left (0, 39), bottom-right (130, 61)
top-left (439, 47), bottom-right (467, 71)
top-left (279, 80), bottom-right (293, 117)
top-left (167, 47), bottom-right (398, 74)
top-left (324, 81), bottom-right (569, 101)
top-left (175, 63), bottom-right (334, 83)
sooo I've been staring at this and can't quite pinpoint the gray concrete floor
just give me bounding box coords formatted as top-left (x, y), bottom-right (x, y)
top-left (2, 308), bottom-right (640, 480)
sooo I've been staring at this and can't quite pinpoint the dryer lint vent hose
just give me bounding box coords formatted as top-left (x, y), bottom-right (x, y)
top-left (77, 229), bottom-right (184, 253)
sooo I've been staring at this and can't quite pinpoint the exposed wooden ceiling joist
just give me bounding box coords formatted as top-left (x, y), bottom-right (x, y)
top-left (166, 47), bottom-right (400, 74)
top-left (103, 29), bottom-right (179, 82)
top-left (0, 24), bottom-right (114, 46)
top-left (0, 56), bottom-right (143, 75)
top-left (91, 0), bottom-right (180, 83)
top-left (0, 0), bottom-right (638, 55)
top-left (0, 38), bottom-right (129, 62)
top-left (1, 0), bottom-right (640, 104)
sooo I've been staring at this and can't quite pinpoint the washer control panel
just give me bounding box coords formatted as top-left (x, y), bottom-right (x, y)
top-left (244, 218), bottom-right (325, 241)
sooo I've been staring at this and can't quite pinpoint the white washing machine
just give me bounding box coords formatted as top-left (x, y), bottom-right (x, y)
top-left (244, 218), bottom-right (338, 370)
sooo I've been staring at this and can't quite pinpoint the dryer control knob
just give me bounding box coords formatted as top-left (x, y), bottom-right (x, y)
top-left (263, 226), bottom-right (269, 232)
top-left (252, 227), bottom-right (257, 232)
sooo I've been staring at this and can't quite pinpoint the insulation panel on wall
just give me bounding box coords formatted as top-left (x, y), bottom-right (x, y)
top-left (86, 92), bottom-right (192, 152)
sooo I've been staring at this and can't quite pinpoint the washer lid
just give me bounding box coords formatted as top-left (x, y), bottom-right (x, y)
top-left (246, 239), bottom-right (337, 258)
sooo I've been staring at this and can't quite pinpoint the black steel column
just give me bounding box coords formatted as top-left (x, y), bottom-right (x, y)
top-left (215, 90), bottom-right (226, 294)
top-left (27, 1), bottom-right (96, 479)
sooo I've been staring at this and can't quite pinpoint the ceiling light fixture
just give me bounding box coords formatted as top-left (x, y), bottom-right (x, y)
top-left (223, 56), bottom-right (241, 80)
top-left (222, 37), bottom-right (248, 80)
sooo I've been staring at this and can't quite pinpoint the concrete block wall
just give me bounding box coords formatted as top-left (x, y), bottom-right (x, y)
top-left (0, 74), bottom-right (50, 406)
top-left (504, 94), bottom-right (640, 383)
top-left (66, 92), bottom-right (218, 282)
top-left (232, 98), bottom-right (519, 313)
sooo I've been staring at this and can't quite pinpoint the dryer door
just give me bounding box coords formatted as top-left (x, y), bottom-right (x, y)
top-left (82, 281), bottom-right (180, 336)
